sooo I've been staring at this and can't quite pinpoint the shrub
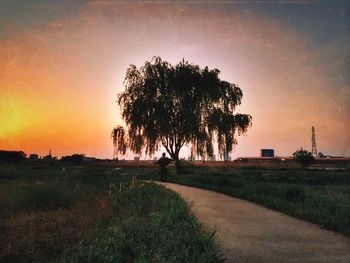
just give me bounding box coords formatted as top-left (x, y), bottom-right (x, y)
top-left (292, 148), bottom-right (314, 166)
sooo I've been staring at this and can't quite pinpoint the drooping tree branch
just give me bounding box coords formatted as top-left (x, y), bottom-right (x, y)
top-left (114, 57), bottom-right (252, 173)
top-left (111, 125), bottom-right (127, 159)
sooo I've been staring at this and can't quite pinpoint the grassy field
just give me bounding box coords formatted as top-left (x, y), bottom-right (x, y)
top-left (2, 162), bottom-right (348, 262)
top-left (139, 164), bottom-right (350, 237)
top-left (0, 163), bottom-right (222, 263)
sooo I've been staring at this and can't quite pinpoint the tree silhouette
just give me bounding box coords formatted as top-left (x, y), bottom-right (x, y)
top-left (0, 150), bottom-right (26, 163)
top-left (292, 148), bottom-right (314, 167)
top-left (113, 57), bottom-right (252, 173)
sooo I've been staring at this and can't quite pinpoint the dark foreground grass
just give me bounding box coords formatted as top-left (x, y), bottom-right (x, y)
top-left (64, 182), bottom-right (221, 263)
top-left (141, 165), bottom-right (350, 237)
top-left (0, 164), bottom-right (222, 263)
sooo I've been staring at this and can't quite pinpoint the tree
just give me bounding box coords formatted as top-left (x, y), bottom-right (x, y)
top-left (0, 150), bottom-right (26, 163)
top-left (61, 154), bottom-right (85, 165)
top-left (318, 152), bottom-right (325, 158)
top-left (292, 148), bottom-right (314, 167)
top-left (113, 57), bottom-right (252, 173)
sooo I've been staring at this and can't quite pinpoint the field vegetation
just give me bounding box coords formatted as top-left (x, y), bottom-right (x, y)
top-left (2, 161), bottom-right (348, 262)
top-left (0, 163), bottom-right (222, 263)
top-left (141, 164), bottom-right (350, 236)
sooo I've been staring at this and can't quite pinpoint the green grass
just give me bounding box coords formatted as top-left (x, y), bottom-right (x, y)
top-left (140, 165), bottom-right (350, 237)
top-left (64, 183), bottom-right (221, 263)
top-left (0, 163), bottom-right (222, 263)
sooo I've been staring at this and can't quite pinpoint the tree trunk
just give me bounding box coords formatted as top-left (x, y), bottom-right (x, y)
top-left (170, 153), bottom-right (183, 175)
top-left (175, 158), bottom-right (183, 175)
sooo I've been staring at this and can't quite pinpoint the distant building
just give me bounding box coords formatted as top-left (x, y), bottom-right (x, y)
top-left (261, 149), bottom-right (275, 157)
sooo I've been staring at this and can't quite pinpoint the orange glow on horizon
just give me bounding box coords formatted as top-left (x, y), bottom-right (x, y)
top-left (0, 2), bottom-right (349, 158)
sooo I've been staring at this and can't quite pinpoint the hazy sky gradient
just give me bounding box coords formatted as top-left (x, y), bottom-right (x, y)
top-left (0, 1), bottom-right (349, 159)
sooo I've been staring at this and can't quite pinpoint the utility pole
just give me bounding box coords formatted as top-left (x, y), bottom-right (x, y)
top-left (311, 126), bottom-right (317, 157)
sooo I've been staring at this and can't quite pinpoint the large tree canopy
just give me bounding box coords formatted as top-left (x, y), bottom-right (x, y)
top-left (113, 57), bottom-right (252, 171)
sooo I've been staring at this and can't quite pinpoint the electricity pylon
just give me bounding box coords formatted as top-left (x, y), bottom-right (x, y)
top-left (311, 126), bottom-right (317, 157)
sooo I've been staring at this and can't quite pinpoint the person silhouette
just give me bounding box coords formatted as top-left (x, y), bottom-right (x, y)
top-left (155, 153), bottom-right (173, 182)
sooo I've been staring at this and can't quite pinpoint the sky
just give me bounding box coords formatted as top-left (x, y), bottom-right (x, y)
top-left (0, 0), bottom-right (349, 159)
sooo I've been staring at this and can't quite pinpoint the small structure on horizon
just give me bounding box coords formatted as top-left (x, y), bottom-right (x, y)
top-left (43, 149), bottom-right (55, 161)
top-left (261, 149), bottom-right (275, 157)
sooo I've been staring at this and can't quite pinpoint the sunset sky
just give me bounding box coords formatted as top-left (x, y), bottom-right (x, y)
top-left (0, 1), bottom-right (349, 159)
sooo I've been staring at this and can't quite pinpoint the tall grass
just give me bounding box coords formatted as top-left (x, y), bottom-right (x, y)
top-left (63, 181), bottom-right (222, 263)
top-left (0, 164), bottom-right (222, 262)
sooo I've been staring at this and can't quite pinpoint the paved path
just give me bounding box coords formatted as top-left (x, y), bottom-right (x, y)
top-left (156, 182), bottom-right (350, 263)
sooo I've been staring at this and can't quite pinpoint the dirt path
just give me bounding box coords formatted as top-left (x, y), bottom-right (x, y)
top-left (157, 182), bottom-right (350, 263)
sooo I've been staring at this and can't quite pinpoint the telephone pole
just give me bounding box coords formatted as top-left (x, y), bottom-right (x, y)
top-left (311, 126), bottom-right (317, 157)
